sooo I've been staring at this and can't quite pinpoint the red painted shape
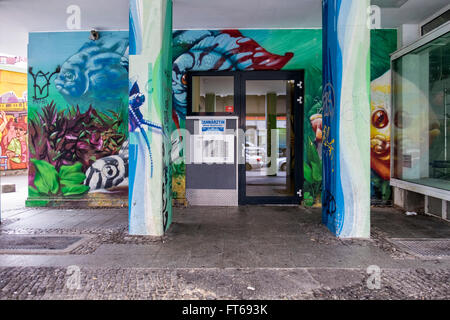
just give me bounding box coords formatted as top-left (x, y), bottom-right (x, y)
top-left (220, 29), bottom-right (294, 70)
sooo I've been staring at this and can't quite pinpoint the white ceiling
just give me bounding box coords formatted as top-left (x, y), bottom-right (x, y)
top-left (0, 0), bottom-right (449, 56)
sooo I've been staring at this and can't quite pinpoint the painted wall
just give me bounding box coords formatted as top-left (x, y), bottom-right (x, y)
top-left (370, 30), bottom-right (397, 202)
top-left (27, 31), bottom-right (129, 207)
top-left (322, 0), bottom-right (371, 238)
top-left (0, 68), bottom-right (28, 171)
top-left (128, 0), bottom-right (173, 235)
top-left (171, 29), bottom-right (397, 205)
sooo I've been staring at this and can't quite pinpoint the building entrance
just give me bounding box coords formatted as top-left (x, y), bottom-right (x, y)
top-left (185, 71), bottom-right (304, 205)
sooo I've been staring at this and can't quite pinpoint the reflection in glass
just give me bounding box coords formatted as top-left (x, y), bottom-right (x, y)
top-left (245, 80), bottom-right (295, 197)
top-left (392, 31), bottom-right (450, 190)
top-left (192, 76), bottom-right (234, 113)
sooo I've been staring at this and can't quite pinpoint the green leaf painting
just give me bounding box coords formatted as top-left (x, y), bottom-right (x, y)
top-left (29, 160), bottom-right (89, 198)
top-left (61, 185), bottom-right (90, 196)
top-left (304, 163), bottom-right (313, 183)
top-left (303, 138), bottom-right (322, 207)
top-left (302, 191), bottom-right (314, 207)
top-left (31, 159), bottom-right (59, 195)
top-left (59, 162), bottom-right (87, 186)
top-left (311, 161), bottom-right (322, 182)
top-left (28, 186), bottom-right (41, 198)
top-left (59, 162), bottom-right (83, 178)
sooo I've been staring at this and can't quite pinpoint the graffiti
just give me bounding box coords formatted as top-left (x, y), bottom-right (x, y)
top-left (0, 112), bottom-right (27, 170)
top-left (129, 80), bottom-right (164, 177)
top-left (322, 0), bottom-right (371, 238)
top-left (322, 82), bottom-right (335, 118)
top-left (171, 29), bottom-right (297, 201)
top-left (370, 71), bottom-right (391, 182)
top-left (84, 140), bottom-right (129, 191)
top-left (370, 30), bottom-right (397, 201)
top-left (324, 190), bottom-right (336, 216)
top-left (28, 159), bottom-right (89, 198)
top-left (53, 35), bottom-right (128, 111)
top-left (29, 102), bottom-right (126, 172)
top-left (29, 67), bottom-right (61, 100)
top-left (27, 31), bottom-right (129, 205)
top-left (322, 125), bottom-right (335, 159)
top-left (162, 143), bottom-right (169, 231)
top-left (172, 30), bottom-right (294, 125)
top-left (0, 69), bottom-right (28, 171)
top-left (170, 28), bottom-right (397, 205)
top-left (303, 137), bottom-right (323, 206)
top-left (128, 0), bottom-right (173, 236)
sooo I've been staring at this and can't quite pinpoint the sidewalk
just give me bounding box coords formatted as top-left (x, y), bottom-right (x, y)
top-left (0, 205), bottom-right (449, 299)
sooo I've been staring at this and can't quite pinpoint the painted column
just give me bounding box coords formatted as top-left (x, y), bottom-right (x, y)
top-left (129, 0), bottom-right (173, 235)
top-left (322, 0), bottom-right (370, 238)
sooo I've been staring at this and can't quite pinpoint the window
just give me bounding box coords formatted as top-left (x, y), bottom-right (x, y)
top-left (392, 31), bottom-right (450, 191)
top-left (190, 76), bottom-right (235, 115)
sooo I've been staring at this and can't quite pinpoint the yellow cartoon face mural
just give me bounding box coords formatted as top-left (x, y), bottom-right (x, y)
top-left (370, 70), bottom-right (391, 181)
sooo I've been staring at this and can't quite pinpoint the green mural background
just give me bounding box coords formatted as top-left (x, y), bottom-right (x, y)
top-left (171, 29), bottom-right (397, 205)
top-left (27, 31), bottom-right (129, 207)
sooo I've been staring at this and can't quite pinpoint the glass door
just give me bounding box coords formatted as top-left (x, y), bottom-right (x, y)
top-left (239, 71), bottom-right (304, 204)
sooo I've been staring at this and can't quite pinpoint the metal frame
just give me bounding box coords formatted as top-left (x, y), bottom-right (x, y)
top-left (185, 115), bottom-right (239, 206)
top-left (419, 4), bottom-right (450, 36)
top-left (186, 70), bottom-right (305, 205)
top-left (390, 21), bottom-right (450, 61)
top-left (390, 178), bottom-right (450, 202)
top-left (238, 71), bottom-right (304, 205)
top-left (390, 23), bottom-right (450, 205)
top-left (186, 71), bottom-right (239, 117)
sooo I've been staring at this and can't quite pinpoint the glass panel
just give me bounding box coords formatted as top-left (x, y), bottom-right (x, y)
top-left (192, 76), bottom-right (234, 113)
top-left (245, 80), bottom-right (295, 197)
top-left (393, 31), bottom-right (450, 191)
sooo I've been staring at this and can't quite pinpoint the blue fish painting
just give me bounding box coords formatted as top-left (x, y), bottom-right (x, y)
top-left (54, 35), bottom-right (129, 110)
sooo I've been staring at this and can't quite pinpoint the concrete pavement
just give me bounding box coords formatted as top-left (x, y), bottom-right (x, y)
top-left (0, 205), bottom-right (449, 299)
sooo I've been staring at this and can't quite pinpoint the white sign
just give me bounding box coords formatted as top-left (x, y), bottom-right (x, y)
top-left (192, 119), bottom-right (234, 164)
top-left (200, 119), bottom-right (226, 133)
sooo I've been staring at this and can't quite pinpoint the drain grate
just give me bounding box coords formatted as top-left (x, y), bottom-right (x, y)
top-left (0, 234), bottom-right (91, 254)
top-left (389, 238), bottom-right (450, 259)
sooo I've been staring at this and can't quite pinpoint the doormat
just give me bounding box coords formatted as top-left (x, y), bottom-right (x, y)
top-left (388, 238), bottom-right (450, 259)
top-left (0, 234), bottom-right (92, 254)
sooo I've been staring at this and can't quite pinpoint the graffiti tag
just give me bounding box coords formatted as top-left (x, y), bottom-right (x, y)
top-left (28, 67), bottom-right (61, 100)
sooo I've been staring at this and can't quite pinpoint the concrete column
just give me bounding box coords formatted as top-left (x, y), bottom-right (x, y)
top-left (128, 0), bottom-right (173, 235)
top-left (266, 92), bottom-right (277, 175)
top-left (322, 0), bottom-right (371, 238)
top-left (398, 24), bottom-right (420, 48)
top-left (205, 93), bottom-right (215, 112)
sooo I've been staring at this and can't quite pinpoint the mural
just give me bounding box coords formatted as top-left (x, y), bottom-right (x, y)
top-left (370, 30), bottom-right (397, 202)
top-left (128, 0), bottom-right (173, 236)
top-left (27, 31), bottom-right (129, 207)
top-left (171, 28), bottom-right (397, 205)
top-left (0, 68), bottom-right (28, 170)
top-left (322, 0), bottom-right (371, 238)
